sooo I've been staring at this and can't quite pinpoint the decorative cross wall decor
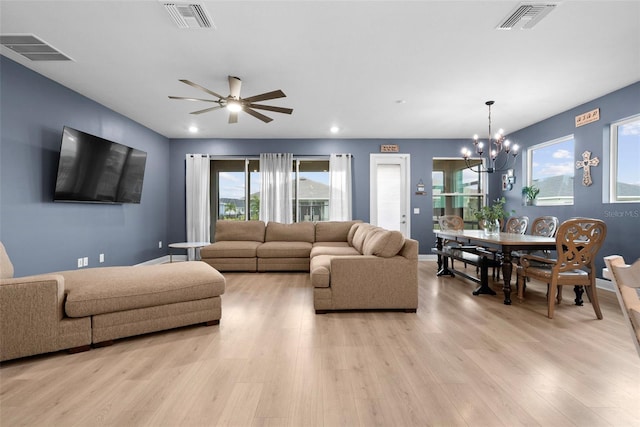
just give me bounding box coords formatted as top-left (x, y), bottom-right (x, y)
top-left (576, 150), bottom-right (599, 186)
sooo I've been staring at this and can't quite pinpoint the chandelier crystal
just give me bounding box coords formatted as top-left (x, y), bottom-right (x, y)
top-left (462, 100), bottom-right (519, 173)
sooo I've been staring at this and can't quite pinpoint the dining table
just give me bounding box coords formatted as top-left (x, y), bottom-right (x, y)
top-left (433, 229), bottom-right (557, 305)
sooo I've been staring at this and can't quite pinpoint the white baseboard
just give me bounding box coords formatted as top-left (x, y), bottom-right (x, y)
top-left (596, 277), bottom-right (614, 292)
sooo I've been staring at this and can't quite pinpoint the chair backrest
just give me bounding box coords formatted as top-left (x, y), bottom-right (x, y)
top-left (504, 216), bottom-right (529, 234)
top-left (530, 216), bottom-right (559, 237)
top-left (603, 255), bottom-right (640, 357)
top-left (554, 218), bottom-right (607, 273)
top-left (438, 215), bottom-right (464, 231)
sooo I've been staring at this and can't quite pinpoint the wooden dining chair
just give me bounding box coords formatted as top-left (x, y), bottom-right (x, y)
top-left (516, 218), bottom-right (607, 319)
top-left (438, 215), bottom-right (464, 232)
top-left (603, 255), bottom-right (640, 357)
top-left (490, 216), bottom-right (529, 280)
top-left (504, 215), bottom-right (529, 234)
top-left (530, 216), bottom-right (559, 238)
top-left (514, 215), bottom-right (560, 295)
top-left (438, 215), bottom-right (465, 268)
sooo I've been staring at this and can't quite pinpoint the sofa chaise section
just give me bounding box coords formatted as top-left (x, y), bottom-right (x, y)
top-left (62, 262), bottom-right (225, 344)
top-left (0, 242), bottom-right (225, 361)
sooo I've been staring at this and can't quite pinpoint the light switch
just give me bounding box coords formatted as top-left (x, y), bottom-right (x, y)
top-left (413, 208), bottom-right (420, 214)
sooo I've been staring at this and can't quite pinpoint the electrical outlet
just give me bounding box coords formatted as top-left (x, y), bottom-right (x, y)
top-left (99, 253), bottom-right (104, 263)
top-left (83, 257), bottom-right (88, 267)
top-left (77, 258), bottom-right (83, 268)
top-left (159, 241), bottom-right (162, 249)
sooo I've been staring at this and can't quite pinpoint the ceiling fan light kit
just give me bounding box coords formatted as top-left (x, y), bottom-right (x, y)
top-left (169, 75), bottom-right (293, 124)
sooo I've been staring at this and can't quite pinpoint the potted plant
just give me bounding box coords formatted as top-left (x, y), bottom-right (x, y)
top-left (472, 197), bottom-right (513, 235)
top-left (522, 185), bottom-right (540, 206)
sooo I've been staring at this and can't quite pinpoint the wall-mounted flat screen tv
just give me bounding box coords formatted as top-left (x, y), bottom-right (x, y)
top-left (54, 126), bottom-right (147, 204)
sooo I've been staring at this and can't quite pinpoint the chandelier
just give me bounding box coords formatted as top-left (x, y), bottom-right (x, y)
top-left (462, 100), bottom-right (519, 173)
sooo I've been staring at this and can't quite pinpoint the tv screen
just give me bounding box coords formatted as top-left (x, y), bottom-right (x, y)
top-left (54, 126), bottom-right (147, 204)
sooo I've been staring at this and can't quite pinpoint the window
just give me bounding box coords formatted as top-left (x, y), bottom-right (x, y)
top-left (609, 115), bottom-right (640, 203)
top-left (212, 160), bottom-right (248, 221)
top-left (432, 158), bottom-right (485, 229)
top-left (527, 135), bottom-right (574, 206)
top-left (210, 157), bottom-right (329, 223)
top-left (295, 160), bottom-right (330, 222)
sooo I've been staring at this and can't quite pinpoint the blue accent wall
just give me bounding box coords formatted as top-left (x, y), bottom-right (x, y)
top-left (499, 82), bottom-right (640, 272)
top-left (167, 138), bottom-right (469, 256)
top-left (0, 57), bottom-right (171, 275)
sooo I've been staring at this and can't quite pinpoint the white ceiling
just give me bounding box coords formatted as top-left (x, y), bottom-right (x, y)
top-left (1, 1), bottom-right (639, 140)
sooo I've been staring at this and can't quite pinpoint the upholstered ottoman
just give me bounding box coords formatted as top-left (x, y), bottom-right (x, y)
top-left (61, 261), bottom-right (225, 345)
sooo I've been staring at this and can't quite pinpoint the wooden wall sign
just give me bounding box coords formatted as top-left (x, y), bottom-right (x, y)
top-left (380, 144), bottom-right (399, 153)
top-left (575, 108), bottom-right (600, 127)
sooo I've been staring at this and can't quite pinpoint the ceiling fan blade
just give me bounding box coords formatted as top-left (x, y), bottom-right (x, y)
top-left (179, 79), bottom-right (225, 100)
top-left (228, 76), bottom-right (242, 99)
top-left (244, 107), bottom-right (273, 123)
top-left (168, 96), bottom-right (220, 103)
top-left (242, 89), bottom-right (286, 103)
top-left (190, 105), bottom-right (224, 115)
top-left (228, 111), bottom-right (239, 124)
top-left (247, 103), bottom-right (293, 115)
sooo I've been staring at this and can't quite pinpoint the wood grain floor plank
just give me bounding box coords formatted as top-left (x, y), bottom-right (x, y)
top-left (1, 262), bottom-right (639, 426)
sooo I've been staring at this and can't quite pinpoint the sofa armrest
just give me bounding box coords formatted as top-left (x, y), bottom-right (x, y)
top-left (0, 274), bottom-right (67, 361)
top-left (328, 255), bottom-right (418, 309)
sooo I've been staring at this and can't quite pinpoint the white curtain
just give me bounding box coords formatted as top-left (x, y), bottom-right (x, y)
top-left (185, 154), bottom-right (210, 260)
top-left (259, 153), bottom-right (293, 223)
top-left (329, 153), bottom-right (353, 220)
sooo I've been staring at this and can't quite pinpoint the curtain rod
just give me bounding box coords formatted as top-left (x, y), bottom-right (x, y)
top-left (186, 154), bottom-right (354, 159)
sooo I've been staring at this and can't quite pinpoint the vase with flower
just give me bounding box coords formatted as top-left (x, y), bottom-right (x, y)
top-left (472, 197), bottom-right (513, 235)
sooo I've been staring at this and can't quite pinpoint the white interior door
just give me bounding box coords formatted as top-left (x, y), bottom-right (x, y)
top-left (370, 154), bottom-right (410, 236)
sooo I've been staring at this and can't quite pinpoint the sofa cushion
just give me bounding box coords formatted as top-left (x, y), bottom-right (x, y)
top-left (311, 244), bottom-right (360, 258)
top-left (363, 230), bottom-right (406, 258)
top-left (215, 220), bottom-right (265, 242)
top-left (257, 241), bottom-right (312, 258)
top-left (265, 222), bottom-right (315, 243)
top-left (347, 223), bottom-right (360, 246)
top-left (315, 221), bottom-right (361, 242)
top-left (63, 262), bottom-right (225, 318)
top-left (200, 241), bottom-right (261, 258)
top-left (351, 224), bottom-right (379, 254)
top-left (0, 242), bottom-right (14, 279)
top-left (310, 255), bottom-right (332, 288)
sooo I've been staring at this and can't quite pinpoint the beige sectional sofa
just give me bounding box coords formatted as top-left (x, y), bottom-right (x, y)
top-left (201, 220), bottom-right (419, 313)
top-left (0, 242), bottom-right (225, 362)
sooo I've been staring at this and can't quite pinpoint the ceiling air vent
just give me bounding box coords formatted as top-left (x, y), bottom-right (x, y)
top-left (163, 3), bottom-right (214, 29)
top-left (497, 3), bottom-right (558, 30)
top-left (0, 34), bottom-right (72, 61)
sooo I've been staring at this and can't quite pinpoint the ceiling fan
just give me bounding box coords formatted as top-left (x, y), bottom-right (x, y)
top-left (168, 76), bottom-right (293, 124)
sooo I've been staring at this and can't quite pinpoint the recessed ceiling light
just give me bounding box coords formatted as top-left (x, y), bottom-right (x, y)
top-left (330, 126), bottom-right (340, 133)
top-left (188, 125), bottom-right (198, 133)
top-left (396, 100), bottom-right (407, 104)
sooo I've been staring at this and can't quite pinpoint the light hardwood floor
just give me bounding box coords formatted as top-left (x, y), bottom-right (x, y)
top-left (1, 261), bottom-right (639, 426)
